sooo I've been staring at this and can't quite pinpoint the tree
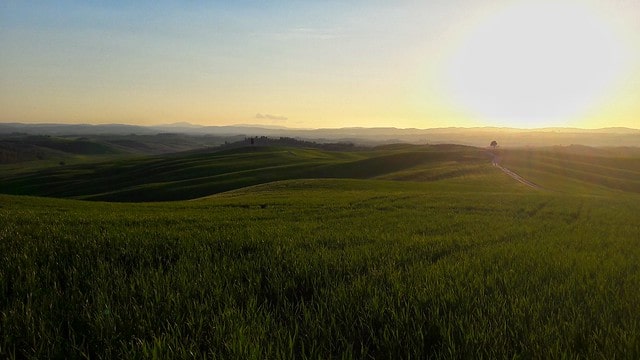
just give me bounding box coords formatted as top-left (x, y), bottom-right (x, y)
top-left (490, 140), bottom-right (498, 149)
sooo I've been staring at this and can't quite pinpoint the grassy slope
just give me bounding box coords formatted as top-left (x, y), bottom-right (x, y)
top-left (0, 133), bottom-right (234, 161)
top-left (0, 133), bottom-right (235, 176)
top-left (2, 177), bottom-right (640, 358)
top-left (499, 147), bottom-right (640, 194)
top-left (0, 145), bottom-right (495, 201)
top-left (2, 145), bottom-right (640, 357)
top-left (0, 136), bottom-right (122, 165)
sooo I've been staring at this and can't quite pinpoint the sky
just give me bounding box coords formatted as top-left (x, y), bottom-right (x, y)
top-left (1, 0), bottom-right (639, 129)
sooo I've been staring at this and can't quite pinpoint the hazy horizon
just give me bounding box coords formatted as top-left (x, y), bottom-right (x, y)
top-left (1, 1), bottom-right (639, 129)
top-left (2, 120), bottom-right (639, 132)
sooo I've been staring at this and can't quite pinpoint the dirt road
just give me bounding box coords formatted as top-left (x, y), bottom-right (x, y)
top-left (490, 153), bottom-right (542, 190)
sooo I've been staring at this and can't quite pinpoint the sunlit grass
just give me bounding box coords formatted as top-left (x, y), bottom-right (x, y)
top-left (2, 178), bottom-right (639, 358)
top-left (499, 148), bottom-right (640, 194)
top-left (0, 145), bottom-right (493, 201)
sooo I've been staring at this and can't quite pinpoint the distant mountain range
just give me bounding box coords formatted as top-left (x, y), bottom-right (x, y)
top-left (1, 122), bottom-right (639, 147)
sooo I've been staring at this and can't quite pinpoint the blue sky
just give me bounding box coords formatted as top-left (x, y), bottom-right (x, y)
top-left (1, 1), bottom-right (639, 128)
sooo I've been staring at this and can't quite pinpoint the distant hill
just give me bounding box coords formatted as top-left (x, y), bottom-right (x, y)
top-left (0, 135), bottom-right (121, 164)
top-left (0, 133), bottom-right (244, 164)
top-left (0, 122), bottom-right (155, 135)
top-left (2, 122), bottom-right (638, 147)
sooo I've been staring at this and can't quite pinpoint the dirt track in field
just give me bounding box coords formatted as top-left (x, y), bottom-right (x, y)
top-left (491, 152), bottom-right (543, 190)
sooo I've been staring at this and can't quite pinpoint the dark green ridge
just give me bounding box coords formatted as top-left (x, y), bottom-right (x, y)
top-left (1, 144), bottom-right (501, 202)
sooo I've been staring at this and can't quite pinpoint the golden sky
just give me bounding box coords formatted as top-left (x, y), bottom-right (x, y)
top-left (1, 0), bottom-right (639, 129)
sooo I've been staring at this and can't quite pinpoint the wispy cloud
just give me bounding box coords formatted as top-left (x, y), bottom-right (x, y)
top-left (256, 113), bottom-right (288, 121)
top-left (287, 27), bottom-right (342, 40)
top-left (252, 28), bottom-right (342, 41)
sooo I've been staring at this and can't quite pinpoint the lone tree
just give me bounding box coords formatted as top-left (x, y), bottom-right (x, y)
top-left (490, 140), bottom-right (498, 149)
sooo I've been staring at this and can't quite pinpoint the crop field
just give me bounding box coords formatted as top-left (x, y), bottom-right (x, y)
top-left (0, 145), bottom-right (494, 201)
top-left (1, 145), bottom-right (640, 358)
top-left (499, 147), bottom-right (640, 194)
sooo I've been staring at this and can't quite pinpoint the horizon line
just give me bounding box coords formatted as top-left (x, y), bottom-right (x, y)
top-left (1, 121), bottom-right (639, 132)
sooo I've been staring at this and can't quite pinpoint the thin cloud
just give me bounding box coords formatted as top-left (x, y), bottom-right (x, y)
top-left (288, 27), bottom-right (342, 40)
top-left (251, 28), bottom-right (342, 41)
top-left (256, 113), bottom-right (288, 121)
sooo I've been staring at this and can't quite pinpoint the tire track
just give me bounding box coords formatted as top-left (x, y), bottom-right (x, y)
top-left (490, 153), bottom-right (543, 190)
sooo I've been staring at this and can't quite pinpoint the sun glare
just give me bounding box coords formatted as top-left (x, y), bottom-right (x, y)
top-left (443, 1), bottom-right (629, 128)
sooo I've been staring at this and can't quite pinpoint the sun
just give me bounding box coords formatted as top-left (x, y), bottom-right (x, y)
top-left (442, 1), bottom-right (629, 128)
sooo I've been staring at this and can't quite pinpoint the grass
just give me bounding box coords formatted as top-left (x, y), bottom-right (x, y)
top-left (499, 147), bottom-right (640, 194)
top-left (0, 133), bottom-right (237, 166)
top-left (0, 144), bottom-right (494, 201)
top-left (2, 175), bottom-right (640, 358)
top-left (2, 145), bottom-right (640, 358)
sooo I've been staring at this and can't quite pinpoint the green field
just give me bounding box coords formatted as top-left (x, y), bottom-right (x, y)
top-left (1, 145), bottom-right (640, 358)
top-left (0, 145), bottom-right (495, 201)
top-left (499, 146), bottom-right (640, 194)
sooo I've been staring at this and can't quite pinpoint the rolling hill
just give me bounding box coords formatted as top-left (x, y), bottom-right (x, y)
top-left (2, 141), bottom-right (640, 358)
top-left (499, 147), bottom-right (640, 194)
top-left (3, 122), bottom-right (639, 147)
top-left (0, 144), bottom-right (502, 201)
top-left (2, 143), bottom-right (639, 202)
top-left (0, 133), bottom-right (243, 166)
